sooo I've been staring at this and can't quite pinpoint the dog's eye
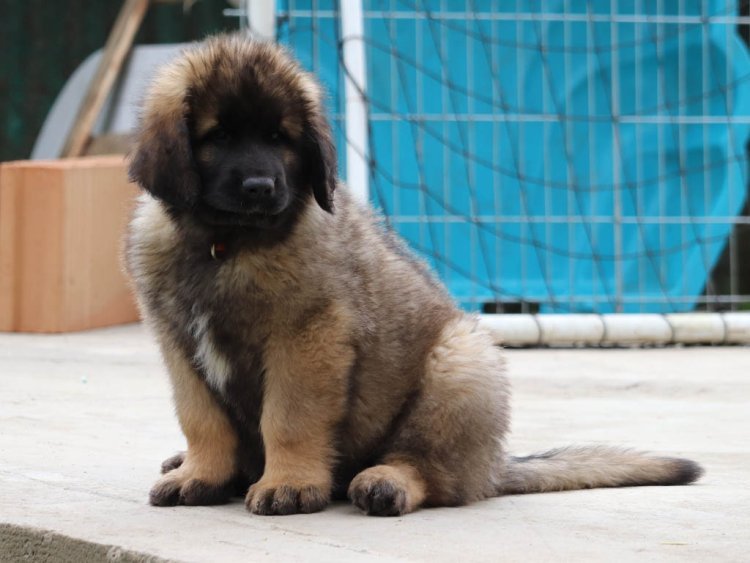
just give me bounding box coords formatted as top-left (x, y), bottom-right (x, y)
top-left (209, 127), bottom-right (230, 144)
top-left (269, 130), bottom-right (282, 143)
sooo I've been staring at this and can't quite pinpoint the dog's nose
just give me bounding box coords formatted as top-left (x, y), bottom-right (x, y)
top-left (241, 176), bottom-right (275, 198)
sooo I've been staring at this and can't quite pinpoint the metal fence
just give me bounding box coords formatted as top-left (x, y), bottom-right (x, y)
top-left (240, 1), bottom-right (750, 315)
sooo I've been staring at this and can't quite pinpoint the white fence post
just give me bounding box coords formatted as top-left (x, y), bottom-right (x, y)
top-left (340, 0), bottom-right (370, 203)
top-left (245, 0), bottom-right (275, 39)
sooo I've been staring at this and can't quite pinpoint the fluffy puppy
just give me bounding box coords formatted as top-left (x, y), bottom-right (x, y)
top-left (125, 34), bottom-right (702, 516)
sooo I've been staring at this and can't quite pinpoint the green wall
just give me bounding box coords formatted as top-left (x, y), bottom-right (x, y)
top-left (0, 0), bottom-right (239, 161)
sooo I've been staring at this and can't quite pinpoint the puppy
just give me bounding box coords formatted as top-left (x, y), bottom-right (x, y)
top-left (125, 34), bottom-right (702, 516)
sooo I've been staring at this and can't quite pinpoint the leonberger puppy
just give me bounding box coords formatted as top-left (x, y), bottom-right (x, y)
top-left (125, 34), bottom-right (702, 516)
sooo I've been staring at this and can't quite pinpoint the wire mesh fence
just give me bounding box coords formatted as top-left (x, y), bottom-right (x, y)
top-left (272, 0), bottom-right (750, 314)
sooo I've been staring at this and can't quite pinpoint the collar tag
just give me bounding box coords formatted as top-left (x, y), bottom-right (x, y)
top-left (210, 242), bottom-right (227, 260)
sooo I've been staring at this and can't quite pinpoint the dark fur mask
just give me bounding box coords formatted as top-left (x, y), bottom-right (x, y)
top-left (129, 36), bottom-right (338, 232)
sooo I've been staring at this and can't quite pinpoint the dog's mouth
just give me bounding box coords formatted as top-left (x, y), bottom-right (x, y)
top-left (194, 199), bottom-right (286, 228)
top-left (214, 204), bottom-right (273, 217)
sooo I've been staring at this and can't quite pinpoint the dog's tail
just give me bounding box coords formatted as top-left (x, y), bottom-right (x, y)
top-left (498, 446), bottom-right (703, 495)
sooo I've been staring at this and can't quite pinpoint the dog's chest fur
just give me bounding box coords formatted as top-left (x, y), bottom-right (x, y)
top-left (148, 235), bottom-right (269, 395)
top-left (127, 199), bottom-right (293, 471)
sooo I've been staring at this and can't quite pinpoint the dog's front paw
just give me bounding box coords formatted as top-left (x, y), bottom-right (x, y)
top-left (149, 472), bottom-right (234, 507)
top-left (245, 480), bottom-right (329, 515)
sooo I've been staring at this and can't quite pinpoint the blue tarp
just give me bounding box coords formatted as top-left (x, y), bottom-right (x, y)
top-left (279, 0), bottom-right (750, 312)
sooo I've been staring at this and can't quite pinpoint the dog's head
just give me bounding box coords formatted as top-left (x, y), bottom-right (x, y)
top-left (129, 35), bottom-right (337, 230)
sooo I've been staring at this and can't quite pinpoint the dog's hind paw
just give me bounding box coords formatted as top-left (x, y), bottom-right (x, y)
top-left (348, 464), bottom-right (427, 516)
top-left (160, 451), bottom-right (186, 474)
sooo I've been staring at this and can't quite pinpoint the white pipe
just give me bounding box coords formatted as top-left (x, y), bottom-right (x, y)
top-left (246, 0), bottom-right (275, 39)
top-left (538, 315), bottom-right (605, 345)
top-left (664, 313), bottom-right (726, 344)
top-left (481, 314), bottom-right (541, 346)
top-left (601, 314), bottom-right (672, 345)
top-left (480, 313), bottom-right (750, 346)
top-left (724, 314), bottom-right (750, 343)
top-left (340, 0), bottom-right (370, 204)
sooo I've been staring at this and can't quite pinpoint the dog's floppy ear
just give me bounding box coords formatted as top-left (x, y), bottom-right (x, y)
top-left (128, 96), bottom-right (200, 210)
top-left (305, 110), bottom-right (338, 213)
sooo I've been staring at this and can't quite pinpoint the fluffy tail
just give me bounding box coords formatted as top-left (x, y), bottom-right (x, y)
top-left (498, 446), bottom-right (703, 495)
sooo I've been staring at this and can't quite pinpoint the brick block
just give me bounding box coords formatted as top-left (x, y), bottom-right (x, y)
top-left (0, 156), bottom-right (140, 332)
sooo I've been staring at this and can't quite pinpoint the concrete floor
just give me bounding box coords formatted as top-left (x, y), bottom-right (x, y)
top-left (1, 323), bottom-right (748, 562)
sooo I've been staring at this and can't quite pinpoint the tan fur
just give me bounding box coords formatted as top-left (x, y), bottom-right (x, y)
top-left (246, 301), bottom-right (356, 512)
top-left (194, 115), bottom-right (218, 137)
top-left (126, 33), bottom-right (703, 517)
top-left (279, 115), bottom-right (303, 139)
top-left (195, 145), bottom-right (214, 164)
top-left (164, 342), bottom-right (237, 480)
top-left (148, 339), bottom-right (238, 505)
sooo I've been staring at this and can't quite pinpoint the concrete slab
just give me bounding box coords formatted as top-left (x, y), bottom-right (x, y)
top-left (1, 324), bottom-right (748, 562)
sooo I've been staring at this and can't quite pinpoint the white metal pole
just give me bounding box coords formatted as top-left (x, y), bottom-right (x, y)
top-left (245, 0), bottom-right (276, 40)
top-left (340, 0), bottom-right (370, 203)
